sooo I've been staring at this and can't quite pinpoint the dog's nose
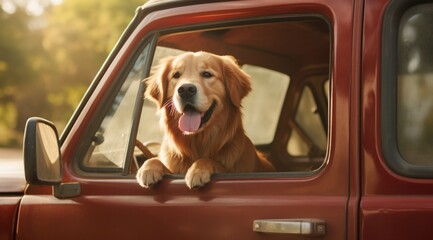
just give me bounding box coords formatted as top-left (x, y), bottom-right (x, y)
top-left (178, 84), bottom-right (197, 99)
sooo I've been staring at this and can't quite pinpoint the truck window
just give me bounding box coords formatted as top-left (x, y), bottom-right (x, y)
top-left (81, 44), bottom-right (152, 171)
top-left (81, 17), bottom-right (331, 175)
top-left (397, 5), bottom-right (433, 166)
top-left (382, 2), bottom-right (433, 177)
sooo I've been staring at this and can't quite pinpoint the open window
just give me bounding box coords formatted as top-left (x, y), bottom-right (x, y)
top-left (80, 17), bottom-right (331, 175)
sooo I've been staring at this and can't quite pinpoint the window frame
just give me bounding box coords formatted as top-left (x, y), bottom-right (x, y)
top-left (381, 0), bottom-right (433, 178)
top-left (74, 14), bottom-right (332, 178)
top-left (72, 36), bottom-right (158, 176)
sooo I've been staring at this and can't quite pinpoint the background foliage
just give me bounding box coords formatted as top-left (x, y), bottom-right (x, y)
top-left (0, 0), bottom-right (145, 147)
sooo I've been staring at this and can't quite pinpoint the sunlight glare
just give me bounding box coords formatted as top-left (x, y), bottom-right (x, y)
top-left (1, 0), bottom-right (64, 16)
top-left (1, 0), bottom-right (17, 14)
top-left (26, 0), bottom-right (44, 16)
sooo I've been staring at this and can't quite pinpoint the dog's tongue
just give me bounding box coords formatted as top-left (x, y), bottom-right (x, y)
top-left (179, 110), bottom-right (201, 133)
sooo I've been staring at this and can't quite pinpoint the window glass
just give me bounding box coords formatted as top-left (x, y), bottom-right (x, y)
top-left (324, 80), bottom-right (330, 100)
top-left (242, 65), bottom-right (289, 145)
top-left (397, 5), bottom-right (433, 165)
top-left (83, 45), bottom-right (150, 169)
top-left (288, 86), bottom-right (326, 157)
top-left (287, 128), bottom-right (309, 156)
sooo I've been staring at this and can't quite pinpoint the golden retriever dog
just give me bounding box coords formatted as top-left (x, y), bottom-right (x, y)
top-left (136, 51), bottom-right (274, 189)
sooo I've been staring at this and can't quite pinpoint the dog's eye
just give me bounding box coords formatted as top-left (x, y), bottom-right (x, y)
top-left (173, 71), bottom-right (181, 79)
top-left (202, 71), bottom-right (213, 78)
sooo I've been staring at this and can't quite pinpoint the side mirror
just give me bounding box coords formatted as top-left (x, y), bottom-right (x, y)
top-left (24, 117), bottom-right (62, 185)
top-left (23, 117), bottom-right (81, 198)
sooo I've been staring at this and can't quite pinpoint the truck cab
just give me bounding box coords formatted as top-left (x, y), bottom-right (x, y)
top-left (2, 0), bottom-right (433, 239)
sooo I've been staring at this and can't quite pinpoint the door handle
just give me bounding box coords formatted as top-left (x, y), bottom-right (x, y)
top-left (253, 219), bottom-right (326, 237)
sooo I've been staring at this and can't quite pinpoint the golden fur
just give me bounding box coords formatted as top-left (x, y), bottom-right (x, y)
top-left (136, 51), bottom-right (274, 189)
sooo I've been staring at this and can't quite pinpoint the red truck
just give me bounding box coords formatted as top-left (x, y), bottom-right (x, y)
top-left (2, 0), bottom-right (433, 239)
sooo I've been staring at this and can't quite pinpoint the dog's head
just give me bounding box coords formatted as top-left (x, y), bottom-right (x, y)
top-left (145, 51), bottom-right (251, 135)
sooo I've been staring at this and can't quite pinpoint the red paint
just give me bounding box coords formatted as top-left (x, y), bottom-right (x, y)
top-left (359, 0), bottom-right (433, 239)
top-left (0, 197), bottom-right (21, 240)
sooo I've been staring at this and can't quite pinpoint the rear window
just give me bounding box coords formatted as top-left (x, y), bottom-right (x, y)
top-left (397, 5), bottom-right (433, 165)
top-left (382, 1), bottom-right (433, 177)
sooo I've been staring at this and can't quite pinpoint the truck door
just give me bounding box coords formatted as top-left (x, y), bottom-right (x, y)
top-left (361, 0), bottom-right (433, 239)
top-left (17, 0), bottom-right (357, 239)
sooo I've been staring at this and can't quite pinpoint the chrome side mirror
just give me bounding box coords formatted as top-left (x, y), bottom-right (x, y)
top-left (24, 117), bottom-right (62, 185)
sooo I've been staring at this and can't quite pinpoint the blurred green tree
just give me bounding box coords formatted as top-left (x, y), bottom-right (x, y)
top-left (0, 7), bottom-right (46, 146)
top-left (0, 0), bottom-right (145, 147)
top-left (40, 0), bottom-right (144, 127)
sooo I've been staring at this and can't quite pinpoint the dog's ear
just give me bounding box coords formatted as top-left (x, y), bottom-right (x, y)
top-left (222, 55), bottom-right (252, 107)
top-left (144, 56), bottom-right (174, 108)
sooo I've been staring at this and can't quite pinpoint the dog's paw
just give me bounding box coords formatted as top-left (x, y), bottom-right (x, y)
top-left (136, 167), bottom-right (163, 188)
top-left (136, 159), bottom-right (165, 188)
top-left (185, 168), bottom-right (211, 189)
top-left (185, 160), bottom-right (213, 189)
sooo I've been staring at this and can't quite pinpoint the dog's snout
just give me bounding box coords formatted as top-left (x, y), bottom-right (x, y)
top-left (178, 84), bottom-right (197, 99)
